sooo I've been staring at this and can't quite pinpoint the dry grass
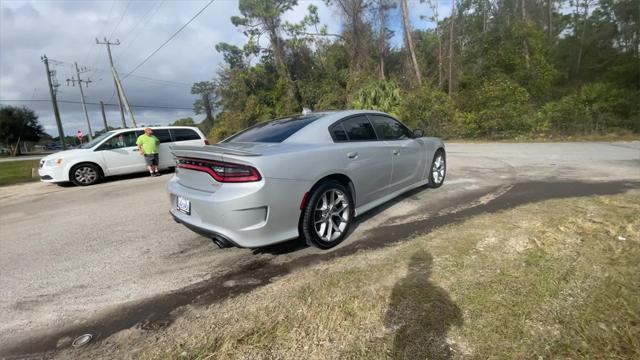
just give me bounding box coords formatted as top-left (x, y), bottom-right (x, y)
top-left (105, 191), bottom-right (640, 360)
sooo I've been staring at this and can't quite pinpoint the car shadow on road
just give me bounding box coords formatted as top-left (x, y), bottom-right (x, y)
top-left (56, 168), bottom-right (176, 187)
top-left (250, 185), bottom-right (433, 256)
top-left (385, 251), bottom-right (463, 359)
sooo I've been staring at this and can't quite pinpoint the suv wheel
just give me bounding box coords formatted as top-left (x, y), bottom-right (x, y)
top-left (70, 163), bottom-right (101, 186)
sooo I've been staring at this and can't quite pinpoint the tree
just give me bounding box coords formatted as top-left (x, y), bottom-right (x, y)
top-left (0, 105), bottom-right (45, 156)
top-left (400, 0), bottom-right (423, 85)
top-left (373, 0), bottom-right (395, 80)
top-left (326, 0), bottom-right (373, 73)
top-left (191, 81), bottom-right (217, 132)
top-left (170, 117), bottom-right (196, 126)
top-left (230, 0), bottom-right (299, 114)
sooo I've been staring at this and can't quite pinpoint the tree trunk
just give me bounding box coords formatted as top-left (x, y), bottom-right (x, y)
top-left (575, 0), bottom-right (588, 80)
top-left (400, 0), bottom-right (422, 86)
top-left (202, 93), bottom-right (214, 124)
top-left (378, 2), bottom-right (386, 80)
top-left (483, 0), bottom-right (487, 33)
top-left (547, 0), bottom-right (553, 41)
top-left (438, 31), bottom-right (443, 89)
top-left (448, 0), bottom-right (456, 95)
top-left (270, 29), bottom-right (296, 113)
top-left (521, 0), bottom-right (530, 69)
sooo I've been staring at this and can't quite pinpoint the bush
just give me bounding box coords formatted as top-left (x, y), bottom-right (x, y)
top-left (460, 76), bottom-right (534, 138)
top-left (537, 83), bottom-right (640, 135)
top-left (351, 80), bottom-right (402, 116)
top-left (398, 85), bottom-right (458, 138)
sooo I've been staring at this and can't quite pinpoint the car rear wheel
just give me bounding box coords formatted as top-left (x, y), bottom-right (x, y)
top-left (428, 150), bottom-right (446, 188)
top-left (301, 180), bottom-right (354, 249)
top-left (70, 163), bottom-right (101, 186)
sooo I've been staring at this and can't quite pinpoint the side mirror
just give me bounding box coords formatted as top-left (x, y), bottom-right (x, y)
top-left (413, 129), bottom-right (424, 138)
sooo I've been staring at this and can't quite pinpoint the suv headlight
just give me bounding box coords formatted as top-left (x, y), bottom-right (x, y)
top-left (45, 158), bottom-right (63, 167)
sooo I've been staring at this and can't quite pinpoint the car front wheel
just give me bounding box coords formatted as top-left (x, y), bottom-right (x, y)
top-left (428, 150), bottom-right (446, 188)
top-left (70, 163), bottom-right (101, 186)
top-left (301, 180), bottom-right (354, 249)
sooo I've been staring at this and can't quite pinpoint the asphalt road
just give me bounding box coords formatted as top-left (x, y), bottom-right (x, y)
top-left (1, 141), bottom-right (639, 357)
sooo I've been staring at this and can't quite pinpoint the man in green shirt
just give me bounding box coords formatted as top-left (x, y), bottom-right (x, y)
top-left (136, 127), bottom-right (161, 176)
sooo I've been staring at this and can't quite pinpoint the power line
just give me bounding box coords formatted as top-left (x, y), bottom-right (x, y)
top-left (0, 99), bottom-right (193, 111)
top-left (83, 0), bottom-right (118, 67)
top-left (122, 0), bottom-right (215, 80)
top-left (48, 59), bottom-right (192, 86)
top-left (108, 0), bottom-right (133, 41)
top-left (116, 0), bottom-right (165, 62)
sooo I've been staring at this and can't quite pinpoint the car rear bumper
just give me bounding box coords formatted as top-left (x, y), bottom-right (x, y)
top-left (167, 175), bottom-right (311, 248)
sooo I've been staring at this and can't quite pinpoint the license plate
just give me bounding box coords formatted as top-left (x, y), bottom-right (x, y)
top-left (177, 196), bottom-right (191, 215)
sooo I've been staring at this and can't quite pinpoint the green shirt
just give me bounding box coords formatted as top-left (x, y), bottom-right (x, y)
top-left (136, 134), bottom-right (159, 154)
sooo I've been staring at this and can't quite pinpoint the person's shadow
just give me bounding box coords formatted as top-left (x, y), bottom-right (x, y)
top-left (385, 252), bottom-right (463, 360)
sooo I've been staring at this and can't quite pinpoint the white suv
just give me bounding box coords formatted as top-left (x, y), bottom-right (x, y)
top-left (38, 126), bottom-right (208, 186)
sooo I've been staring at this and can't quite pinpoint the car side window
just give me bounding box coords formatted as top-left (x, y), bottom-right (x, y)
top-left (153, 129), bottom-right (172, 143)
top-left (98, 131), bottom-right (137, 150)
top-left (369, 115), bottom-right (413, 140)
top-left (341, 116), bottom-right (377, 141)
top-left (331, 124), bottom-right (348, 141)
top-left (170, 128), bottom-right (200, 142)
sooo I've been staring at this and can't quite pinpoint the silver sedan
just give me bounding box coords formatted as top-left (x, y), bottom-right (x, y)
top-left (168, 110), bottom-right (446, 249)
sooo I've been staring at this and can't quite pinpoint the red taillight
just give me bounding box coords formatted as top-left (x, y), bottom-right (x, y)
top-left (204, 139), bottom-right (210, 145)
top-left (176, 157), bottom-right (261, 183)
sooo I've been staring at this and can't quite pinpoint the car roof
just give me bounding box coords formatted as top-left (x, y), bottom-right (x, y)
top-left (109, 126), bottom-right (200, 133)
top-left (284, 109), bottom-right (390, 144)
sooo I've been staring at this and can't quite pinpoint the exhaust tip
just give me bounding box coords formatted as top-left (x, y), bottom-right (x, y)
top-left (212, 236), bottom-right (232, 249)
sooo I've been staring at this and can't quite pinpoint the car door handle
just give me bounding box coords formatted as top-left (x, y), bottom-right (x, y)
top-left (347, 152), bottom-right (358, 159)
top-left (393, 150), bottom-right (400, 156)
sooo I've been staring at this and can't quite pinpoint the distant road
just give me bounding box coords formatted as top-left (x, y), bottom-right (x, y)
top-left (0, 155), bottom-right (45, 163)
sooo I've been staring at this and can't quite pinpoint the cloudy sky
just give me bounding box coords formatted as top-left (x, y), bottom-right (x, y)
top-left (0, 0), bottom-right (447, 138)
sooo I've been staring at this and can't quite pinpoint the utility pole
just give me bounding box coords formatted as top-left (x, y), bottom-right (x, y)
top-left (41, 55), bottom-right (66, 150)
top-left (67, 62), bottom-right (93, 140)
top-left (100, 101), bottom-right (108, 131)
top-left (96, 38), bottom-right (137, 128)
top-left (448, 0), bottom-right (456, 95)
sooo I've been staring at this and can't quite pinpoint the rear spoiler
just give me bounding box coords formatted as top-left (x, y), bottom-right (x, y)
top-left (170, 144), bottom-right (261, 157)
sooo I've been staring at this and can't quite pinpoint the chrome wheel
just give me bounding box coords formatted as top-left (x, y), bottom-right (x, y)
top-left (74, 166), bottom-right (97, 185)
top-left (431, 154), bottom-right (445, 185)
top-left (313, 189), bottom-right (350, 242)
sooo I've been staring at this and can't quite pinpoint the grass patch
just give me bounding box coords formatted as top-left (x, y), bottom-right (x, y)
top-left (0, 160), bottom-right (40, 186)
top-left (122, 192), bottom-right (640, 359)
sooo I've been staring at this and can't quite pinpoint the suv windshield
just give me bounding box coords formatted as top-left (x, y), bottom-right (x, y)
top-left (81, 131), bottom-right (116, 149)
top-left (224, 115), bottom-right (321, 143)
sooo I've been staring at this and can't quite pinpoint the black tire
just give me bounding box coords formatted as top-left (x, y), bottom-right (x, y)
top-left (427, 149), bottom-right (446, 188)
top-left (301, 180), bottom-right (354, 249)
top-left (70, 163), bottom-right (101, 186)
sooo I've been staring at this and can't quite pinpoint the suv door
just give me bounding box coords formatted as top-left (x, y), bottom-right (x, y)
top-left (96, 131), bottom-right (146, 175)
top-left (152, 129), bottom-right (173, 168)
top-left (368, 115), bottom-right (424, 193)
top-left (331, 115), bottom-right (392, 207)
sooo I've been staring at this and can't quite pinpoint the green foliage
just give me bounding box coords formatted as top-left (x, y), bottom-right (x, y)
top-left (0, 105), bottom-right (45, 156)
top-left (170, 117), bottom-right (196, 126)
top-left (203, 0), bottom-right (639, 140)
top-left (351, 80), bottom-right (402, 116)
top-left (398, 85), bottom-right (457, 138)
top-left (537, 83), bottom-right (640, 134)
top-left (460, 76), bottom-right (534, 138)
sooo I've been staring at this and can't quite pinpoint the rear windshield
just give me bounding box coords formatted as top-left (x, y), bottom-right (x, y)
top-left (224, 115), bottom-right (321, 143)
